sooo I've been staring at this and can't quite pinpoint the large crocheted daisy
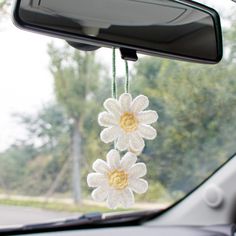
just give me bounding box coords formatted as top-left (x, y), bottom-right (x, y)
top-left (87, 149), bottom-right (148, 209)
top-left (98, 93), bottom-right (158, 153)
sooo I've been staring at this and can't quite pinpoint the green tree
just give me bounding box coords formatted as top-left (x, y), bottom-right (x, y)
top-left (16, 103), bottom-right (70, 153)
top-left (131, 56), bottom-right (236, 196)
top-left (0, 144), bottom-right (37, 194)
top-left (4, 103), bottom-right (72, 196)
top-left (47, 43), bottom-right (102, 203)
top-left (0, 0), bottom-right (10, 19)
top-left (0, 0), bottom-right (7, 10)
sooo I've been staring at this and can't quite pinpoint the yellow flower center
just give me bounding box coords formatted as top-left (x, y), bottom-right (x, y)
top-left (119, 112), bottom-right (138, 132)
top-left (108, 170), bottom-right (128, 190)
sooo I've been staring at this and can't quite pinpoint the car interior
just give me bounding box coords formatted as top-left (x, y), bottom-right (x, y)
top-left (0, 0), bottom-right (236, 235)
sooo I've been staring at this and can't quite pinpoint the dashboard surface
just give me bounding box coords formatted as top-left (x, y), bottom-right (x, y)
top-left (4, 225), bottom-right (235, 236)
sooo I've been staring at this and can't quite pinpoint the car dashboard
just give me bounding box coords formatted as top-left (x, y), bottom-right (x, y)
top-left (1, 224), bottom-right (235, 236)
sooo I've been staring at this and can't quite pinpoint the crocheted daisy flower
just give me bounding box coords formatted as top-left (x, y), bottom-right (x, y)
top-left (87, 149), bottom-right (148, 209)
top-left (98, 93), bottom-right (158, 153)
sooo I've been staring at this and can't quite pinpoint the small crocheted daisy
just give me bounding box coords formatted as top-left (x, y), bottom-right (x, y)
top-left (98, 93), bottom-right (158, 153)
top-left (87, 149), bottom-right (148, 209)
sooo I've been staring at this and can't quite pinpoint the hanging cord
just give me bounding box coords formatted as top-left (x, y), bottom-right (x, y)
top-left (112, 48), bottom-right (117, 149)
top-left (125, 60), bottom-right (129, 93)
top-left (112, 48), bottom-right (117, 99)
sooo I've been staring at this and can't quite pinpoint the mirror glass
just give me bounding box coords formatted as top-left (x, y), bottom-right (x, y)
top-left (14, 0), bottom-right (222, 63)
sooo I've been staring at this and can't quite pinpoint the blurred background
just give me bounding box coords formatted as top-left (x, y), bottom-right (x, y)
top-left (0, 0), bottom-right (236, 226)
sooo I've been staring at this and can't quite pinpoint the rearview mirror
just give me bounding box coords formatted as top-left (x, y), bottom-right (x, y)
top-left (12, 0), bottom-right (222, 63)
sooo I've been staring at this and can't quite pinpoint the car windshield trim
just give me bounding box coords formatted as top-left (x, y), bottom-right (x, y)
top-left (0, 210), bottom-right (162, 235)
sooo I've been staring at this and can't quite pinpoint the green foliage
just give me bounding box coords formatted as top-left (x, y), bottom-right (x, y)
top-left (47, 43), bottom-right (101, 119)
top-left (0, 103), bottom-right (72, 195)
top-left (0, 145), bottom-right (37, 193)
top-left (136, 181), bottom-right (171, 203)
top-left (0, 0), bottom-right (7, 9)
top-left (3, 18), bottom-right (236, 207)
top-left (132, 57), bottom-right (236, 194)
top-left (15, 103), bottom-right (70, 152)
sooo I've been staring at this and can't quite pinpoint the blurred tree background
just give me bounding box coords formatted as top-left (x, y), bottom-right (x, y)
top-left (1, 13), bottom-right (236, 205)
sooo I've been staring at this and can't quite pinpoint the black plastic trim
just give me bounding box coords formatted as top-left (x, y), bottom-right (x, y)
top-left (12, 0), bottom-right (223, 64)
top-left (67, 41), bottom-right (100, 51)
top-left (120, 48), bottom-right (138, 61)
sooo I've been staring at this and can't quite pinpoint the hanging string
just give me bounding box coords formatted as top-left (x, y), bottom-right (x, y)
top-left (112, 48), bottom-right (117, 150)
top-left (125, 60), bottom-right (129, 93)
top-left (112, 48), bottom-right (117, 99)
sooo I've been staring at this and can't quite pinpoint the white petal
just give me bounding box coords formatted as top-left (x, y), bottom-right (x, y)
top-left (116, 133), bottom-right (129, 151)
top-left (100, 126), bottom-right (120, 143)
top-left (87, 173), bottom-right (107, 187)
top-left (104, 98), bottom-right (122, 118)
top-left (119, 93), bottom-right (132, 112)
top-left (128, 147), bottom-right (142, 156)
top-left (129, 132), bottom-right (145, 151)
top-left (120, 188), bottom-right (135, 208)
top-left (129, 163), bottom-right (147, 178)
top-left (98, 112), bottom-right (118, 127)
top-left (106, 149), bottom-right (121, 170)
top-left (129, 179), bottom-right (148, 194)
top-left (120, 152), bottom-right (137, 170)
top-left (137, 124), bottom-right (157, 140)
top-left (137, 110), bottom-right (158, 124)
top-left (91, 187), bottom-right (108, 202)
top-left (107, 190), bottom-right (120, 209)
top-left (130, 95), bottom-right (149, 113)
top-left (92, 159), bottom-right (110, 174)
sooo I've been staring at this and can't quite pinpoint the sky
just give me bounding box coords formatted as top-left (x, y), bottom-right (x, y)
top-left (0, 13), bottom-right (131, 151)
top-left (0, 0), bottom-right (235, 151)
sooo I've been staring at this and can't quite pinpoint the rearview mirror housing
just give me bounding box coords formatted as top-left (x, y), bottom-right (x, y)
top-left (12, 0), bottom-right (223, 64)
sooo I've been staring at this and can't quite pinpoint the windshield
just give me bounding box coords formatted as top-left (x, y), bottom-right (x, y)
top-left (0, 0), bottom-right (236, 227)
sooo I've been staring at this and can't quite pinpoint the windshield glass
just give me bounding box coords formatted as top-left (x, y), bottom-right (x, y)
top-left (0, 0), bottom-right (235, 227)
